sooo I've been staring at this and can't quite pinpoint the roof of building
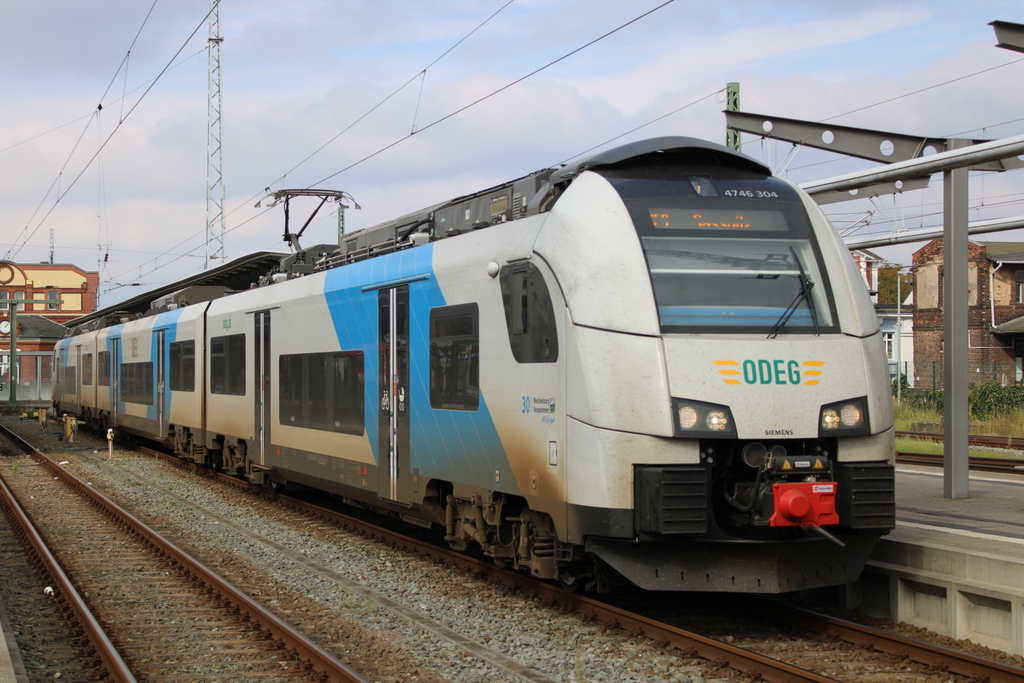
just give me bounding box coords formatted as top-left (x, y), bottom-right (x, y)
top-left (977, 241), bottom-right (1024, 263)
top-left (992, 315), bottom-right (1024, 334)
top-left (14, 315), bottom-right (67, 340)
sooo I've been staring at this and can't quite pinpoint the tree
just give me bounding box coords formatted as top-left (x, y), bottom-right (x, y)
top-left (877, 266), bottom-right (914, 304)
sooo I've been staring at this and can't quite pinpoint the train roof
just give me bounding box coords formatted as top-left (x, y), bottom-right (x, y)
top-left (64, 250), bottom-right (286, 335)
top-left (62, 137), bottom-right (769, 334)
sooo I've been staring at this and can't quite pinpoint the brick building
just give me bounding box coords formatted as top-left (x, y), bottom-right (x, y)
top-left (912, 240), bottom-right (1024, 389)
top-left (0, 260), bottom-right (98, 399)
top-left (0, 261), bottom-right (99, 323)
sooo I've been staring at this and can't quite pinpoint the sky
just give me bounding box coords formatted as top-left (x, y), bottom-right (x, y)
top-left (2, 0), bottom-right (1023, 308)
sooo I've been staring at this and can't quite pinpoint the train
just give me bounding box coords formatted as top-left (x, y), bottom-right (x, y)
top-left (54, 136), bottom-right (895, 593)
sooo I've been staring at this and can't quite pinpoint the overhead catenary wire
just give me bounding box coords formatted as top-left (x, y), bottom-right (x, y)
top-left (5, 4), bottom-right (217, 263)
top-left (309, 0), bottom-right (678, 189)
top-left (0, 47), bottom-right (207, 158)
top-left (107, 1), bottom-right (680, 291)
top-left (252, 0), bottom-right (518, 209)
top-left (107, 1), bottom-right (522, 290)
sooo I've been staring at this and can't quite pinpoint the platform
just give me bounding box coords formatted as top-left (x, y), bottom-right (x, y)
top-left (0, 589), bottom-right (26, 683)
top-left (846, 464), bottom-right (1024, 656)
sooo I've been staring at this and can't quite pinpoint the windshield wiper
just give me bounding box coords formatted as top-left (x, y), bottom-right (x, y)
top-left (767, 247), bottom-right (820, 339)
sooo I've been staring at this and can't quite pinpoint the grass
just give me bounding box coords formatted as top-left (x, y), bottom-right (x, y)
top-left (894, 403), bottom-right (1024, 437)
top-left (893, 403), bottom-right (1024, 459)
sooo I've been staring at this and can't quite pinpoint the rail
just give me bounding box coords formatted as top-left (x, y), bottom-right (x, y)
top-left (0, 423), bottom-right (370, 683)
top-left (134, 443), bottom-right (1024, 683)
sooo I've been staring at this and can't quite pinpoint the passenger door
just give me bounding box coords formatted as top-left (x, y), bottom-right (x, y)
top-left (254, 310), bottom-right (271, 467)
top-left (377, 286), bottom-right (410, 504)
top-left (156, 329), bottom-right (166, 436)
top-left (110, 338), bottom-right (121, 425)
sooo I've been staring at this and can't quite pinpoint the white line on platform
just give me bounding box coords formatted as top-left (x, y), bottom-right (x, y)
top-left (897, 520), bottom-right (1024, 545)
top-left (896, 467), bottom-right (1024, 486)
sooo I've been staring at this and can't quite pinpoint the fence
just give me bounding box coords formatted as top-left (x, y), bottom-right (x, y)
top-left (0, 351), bottom-right (53, 403)
top-left (910, 361), bottom-right (1019, 391)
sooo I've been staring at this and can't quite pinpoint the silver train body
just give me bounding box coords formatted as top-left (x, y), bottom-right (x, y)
top-left (54, 137), bottom-right (895, 593)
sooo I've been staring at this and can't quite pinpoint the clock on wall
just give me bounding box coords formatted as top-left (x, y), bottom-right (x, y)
top-left (0, 320), bottom-right (10, 335)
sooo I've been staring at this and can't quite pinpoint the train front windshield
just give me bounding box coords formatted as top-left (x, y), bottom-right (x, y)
top-left (601, 164), bottom-right (838, 335)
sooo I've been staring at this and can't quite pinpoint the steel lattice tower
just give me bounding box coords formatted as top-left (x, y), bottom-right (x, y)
top-left (205, 0), bottom-right (225, 270)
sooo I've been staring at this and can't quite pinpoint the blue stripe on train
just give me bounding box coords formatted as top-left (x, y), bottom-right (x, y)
top-left (323, 244), bottom-right (516, 494)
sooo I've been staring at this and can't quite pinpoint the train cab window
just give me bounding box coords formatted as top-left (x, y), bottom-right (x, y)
top-left (81, 353), bottom-right (93, 386)
top-left (499, 262), bottom-right (558, 363)
top-left (600, 164), bottom-right (839, 335)
top-left (119, 362), bottom-right (154, 405)
top-left (430, 304), bottom-right (479, 411)
top-left (97, 351), bottom-right (110, 387)
top-left (170, 340), bottom-right (195, 392)
top-left (279, 351), bottom-right (364, 435)
top-left (210, 333), bottom-right (245, 395)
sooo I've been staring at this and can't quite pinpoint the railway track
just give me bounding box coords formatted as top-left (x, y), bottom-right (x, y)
top-left (122, 443), bottom-right (1024, 683)
top-left (897, 429), bottom-right (1024, 451)
top-left (6, 418), bottom-right (1023, 683)
top-left (0, 422), bottom-right (368, 683)
top-left (895, 430), bottom-right (1024, 473)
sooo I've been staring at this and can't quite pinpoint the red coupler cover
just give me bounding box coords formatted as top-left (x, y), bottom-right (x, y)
top-left (769, 481), bottom-right (840, 527)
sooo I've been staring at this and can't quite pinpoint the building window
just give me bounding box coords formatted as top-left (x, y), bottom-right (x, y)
top-left (14, 291), bottom-right (24, 312)
top-left (47, 290), bottom-right (59, 311)
top-left (882, 332), bottom-right (895, 361)
top-left (429, 304), bottom-right (479, 411)
top-left (0, 291), bottom-right (7, 311)
top-left (1017, 282), bottom-right (1024, 305)
top-left (210, 333), bottom-right (245, 395)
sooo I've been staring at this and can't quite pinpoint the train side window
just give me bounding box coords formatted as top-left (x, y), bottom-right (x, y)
top-left (429, 304), bottom-right (479, 411)
top-left (279, 351), bottom-right (364, 435)
top-left (81, 353), bottom-right (93, 386)
top-left (499, 262), bottom-right (558, 363)
top-left (210, 333), bottom-right (245, 395)
top-left (169, 340), bottom-right (195, 392)
top-left (119, 362), bottom-right (154, 405)
top-left (64, 366), bottom-right (77, 395)
top-left (98, 351), bottom-right (110, 386)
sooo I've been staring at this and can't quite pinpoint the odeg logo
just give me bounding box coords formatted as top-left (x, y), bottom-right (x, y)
top-left (713, 359), bottom-right (826, 386)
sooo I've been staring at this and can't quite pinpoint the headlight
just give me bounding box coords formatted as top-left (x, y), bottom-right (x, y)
top-left (673, 398), bottom-right (737, 438)
top-left (819, 397), bottom-right (870, 437)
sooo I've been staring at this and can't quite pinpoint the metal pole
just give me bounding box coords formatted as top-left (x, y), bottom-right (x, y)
top-left (896, 271), bottom-right (902, 404)
top-left (726, 82), bottom-right (741, 151)
top-left (9, 304), bottom-right (17, 406)
top-left (801, 133), bottom-right (1024, 196)
top-left (943, 139), bottom-right (970, 499)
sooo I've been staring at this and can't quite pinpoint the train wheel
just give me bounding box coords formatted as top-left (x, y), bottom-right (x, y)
top-left (558, 570), bottom-right (583, 593)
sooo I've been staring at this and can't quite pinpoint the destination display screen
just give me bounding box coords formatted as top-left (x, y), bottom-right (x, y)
top-left (648, 208), bottom-right (789, 232)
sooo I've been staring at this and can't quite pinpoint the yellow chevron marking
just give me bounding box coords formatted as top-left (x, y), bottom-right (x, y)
top-left (724, 379), bottom-right (742, 385)
top-left (713, 360), bottom-right (739, 365)
top-left (802, 361), bottom-right (826, 367)
top-left (804, 380), bottom-right (820, 386)
top-left (803, 370), bottom-right (823, 376)
top-left (717, 369), bottom-right (741, 375)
